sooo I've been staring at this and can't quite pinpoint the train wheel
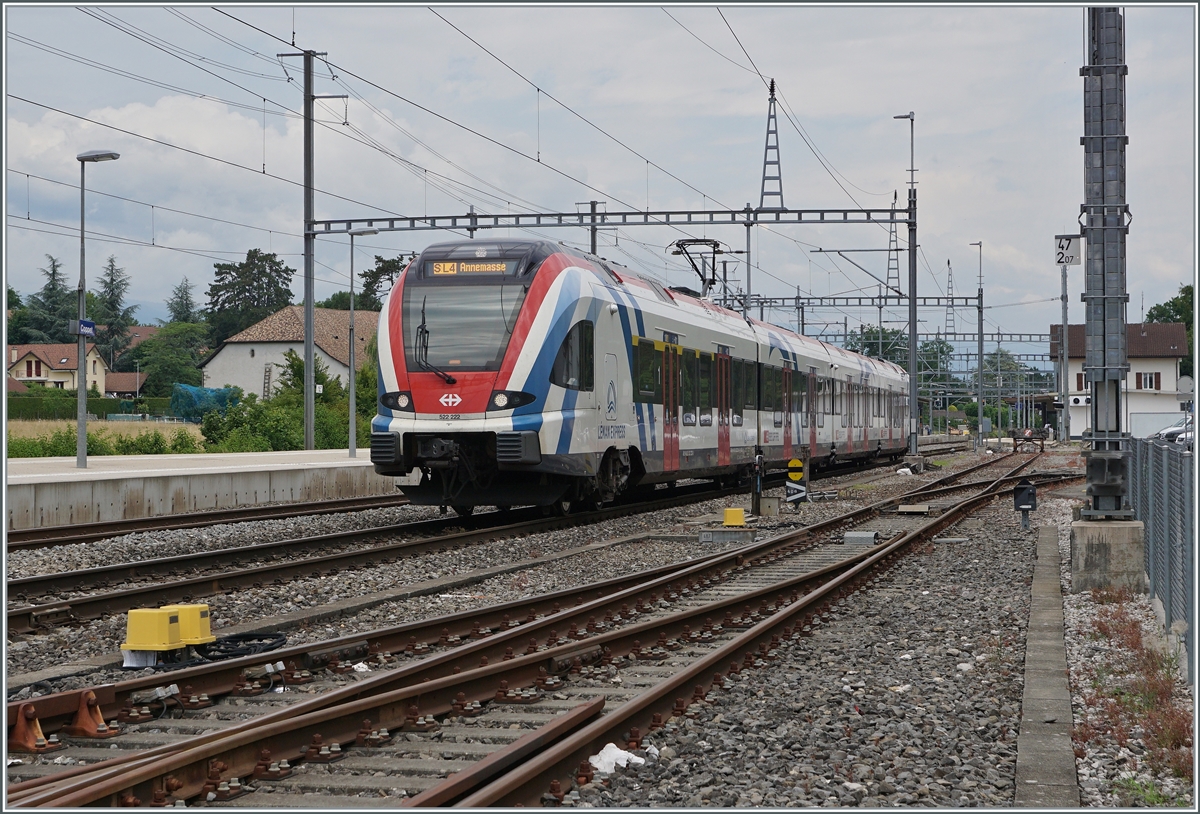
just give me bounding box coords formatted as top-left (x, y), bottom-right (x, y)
top-left (452, 505), bottom-right (474, 518)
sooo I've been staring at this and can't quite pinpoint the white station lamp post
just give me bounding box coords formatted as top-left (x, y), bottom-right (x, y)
top-left (347, 228), bottom-right (379, 457)
top-left (76, 149), bottom-right (120, 468)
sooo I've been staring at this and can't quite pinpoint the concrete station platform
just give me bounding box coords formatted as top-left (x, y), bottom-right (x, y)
top-left (5, 450), bottom-right (398, 531)
top-left (4, 433), bottom-right (971, 532)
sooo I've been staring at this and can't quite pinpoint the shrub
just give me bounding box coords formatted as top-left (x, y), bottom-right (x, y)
top-left (169, 428), bottom-right (201, 453)
top-left (209, 426), bottom-right (272, 453)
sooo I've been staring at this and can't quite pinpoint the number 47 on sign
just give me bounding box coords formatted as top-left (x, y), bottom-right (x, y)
top-left (1055, 235), bottom-right (1081, 266)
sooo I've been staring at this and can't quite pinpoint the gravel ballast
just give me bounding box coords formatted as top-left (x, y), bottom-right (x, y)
top-left (18, 448), bottom-right (1180, 808)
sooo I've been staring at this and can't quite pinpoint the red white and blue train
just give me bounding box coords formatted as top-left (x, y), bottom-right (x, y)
top-left (371, 239), bottom-right (910, 514)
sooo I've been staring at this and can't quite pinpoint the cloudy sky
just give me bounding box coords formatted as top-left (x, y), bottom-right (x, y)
top-left (4, 4), bottom-right (1195, 368)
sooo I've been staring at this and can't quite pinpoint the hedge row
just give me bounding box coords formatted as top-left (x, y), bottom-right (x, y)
top-left (7, 426), bottom-right (203, 457)
top-left (6, 396), bottom-right (173, 420)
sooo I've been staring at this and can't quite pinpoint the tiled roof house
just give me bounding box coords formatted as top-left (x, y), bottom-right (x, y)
top-left (199, 306), bottom-right (379, 398)
top-left (7, 343), bottom-right (109, 392)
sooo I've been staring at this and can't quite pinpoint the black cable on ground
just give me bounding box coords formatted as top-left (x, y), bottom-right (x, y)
top-left (124, 631), bottom-right (290, 672)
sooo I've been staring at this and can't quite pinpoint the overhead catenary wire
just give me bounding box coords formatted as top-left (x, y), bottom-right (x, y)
top-left (429, 8), bottom-right (734, 210)
top-left (213, 9), bottom-right (716, 246)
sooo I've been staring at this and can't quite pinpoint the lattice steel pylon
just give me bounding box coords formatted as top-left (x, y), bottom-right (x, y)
top-left (758, 79), bottom-right (785, 210)
top-left (885, 191), bottom-right (901, 292)
top-left (944, 260), bottom-right (956, 336)
top-left (1080, 6), bottom-right (1133, 519)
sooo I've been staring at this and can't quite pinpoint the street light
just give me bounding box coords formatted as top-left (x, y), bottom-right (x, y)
top-left (76, 149), bottom-right (120, 469)
top-left (347, 228), bottom-right (379, 457)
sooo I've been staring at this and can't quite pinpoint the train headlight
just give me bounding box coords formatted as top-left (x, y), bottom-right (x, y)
top-left (487, 391), bottom-right (536, 411)
top-left (380, 391), bottom-right (414, 412)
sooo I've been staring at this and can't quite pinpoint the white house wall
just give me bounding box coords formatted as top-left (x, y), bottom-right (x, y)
top-left (202, 342), bottom-right (351, 398)
top-left (1064, 357), bottom-right (1186, 438)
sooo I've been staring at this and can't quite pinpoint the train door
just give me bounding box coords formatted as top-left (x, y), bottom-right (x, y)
top-left (716, 353), bottom-right (731, 466)
top-left (807, 370), bottom-right (818, 455)
top-left (662, 345), bottom-right (679, 472)
top-left (782, 367), bottom-right (793, 459)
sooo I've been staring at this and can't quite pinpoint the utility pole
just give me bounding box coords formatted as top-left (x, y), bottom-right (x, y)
top-left (970, 241), bottom-right (984, 444)
top-left (303, 50), bottom-right (315, 451)
top-left (743, 203), bottom-right (753, 317)
top-left (895, 111), bottom-right (918, 456)
top-left (280, 47), bottom-right (341, 450)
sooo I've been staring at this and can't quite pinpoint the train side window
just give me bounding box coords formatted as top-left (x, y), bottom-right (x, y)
top-left (550, 320), bottom-right (594, 391)
top-left (634, 339), bottom-right (661, 403)
top-left (681, 350), bottom-right (698, 424)
top-left (745, 362), bottom-right (758, 410)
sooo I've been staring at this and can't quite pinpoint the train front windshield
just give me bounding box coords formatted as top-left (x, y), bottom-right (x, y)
top-left (402, 260), bottom-right (528, 373)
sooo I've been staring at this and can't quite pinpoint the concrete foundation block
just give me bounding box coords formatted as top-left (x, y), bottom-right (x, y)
top-left (902, 455), bottom-right (926, 473)
top-left (1069, 520), bottom-right (1147, 594)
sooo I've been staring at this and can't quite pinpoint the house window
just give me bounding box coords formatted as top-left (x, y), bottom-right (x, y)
top-left (250, 348), bottom-right (256, 358)
top-left (93, 360), bottom-right (97, 375)
top-left (35, 360), bottom-right (41, 377)
top-left (1076, 372), bottom-right (1084, 392)
top-left (1135, 372), bottom-right (1161, 391)
top-left (25, 360), bottom-right (32, 378)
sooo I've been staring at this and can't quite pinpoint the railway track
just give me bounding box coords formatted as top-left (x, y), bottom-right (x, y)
top-left (6, 437), bottom-right (964, 553)
top-left (6, 450), bottom-right (951, 631)
top-left (7, 452), bottom-right (1081, 807)
top-left (5, 494), bottom-right (412, 551)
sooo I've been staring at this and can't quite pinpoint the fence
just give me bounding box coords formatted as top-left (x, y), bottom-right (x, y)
top-left (1128, 437), bottom-right (1194, 683)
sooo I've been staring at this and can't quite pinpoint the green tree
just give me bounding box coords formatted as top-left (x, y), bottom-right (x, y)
top-left (1146, 283), bottom-right (1193, 378)
top-left (165, 276), bottom-right (200, 324)
top-left (206, 249), bottom-right (295, 346)
top-left (358, 254), bottom-right (409, 312)
top-left (272, 348), bottom-right (346, 404)
top-left (843, 325), bottom-right (909, 368)
top-left (132, 322), bottom-right (208, 397)
top-left (92, 255), bottom-right (138, 369)
top-left (19, 255), bottom-right (76, 343)
top-left (317, 290), bottom-right (354, 310)
top-left (7, 284), bottom-right (29, 345)
top-left (918, 337), bottom-right (956, 384)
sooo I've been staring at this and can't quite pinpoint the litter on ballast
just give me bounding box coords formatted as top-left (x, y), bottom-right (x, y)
top-left (589, 743), bottom-right (646, 774)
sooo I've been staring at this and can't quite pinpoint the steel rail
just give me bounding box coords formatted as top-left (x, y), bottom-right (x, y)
top-left (20, 459), bottom-right (1067, 807)
top-left (6, 453), bottom-right (1026, 745)
top-left (5, 494), bottom-right (411, 550)
top-left (459, 464), bottom-right (1050, 805)
top-left (9, 455), bottom-right (1045, 805)
top-left (5, 481), bottom-right (732, 633)
top-left (7, 450), bottom-right (945, 631)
